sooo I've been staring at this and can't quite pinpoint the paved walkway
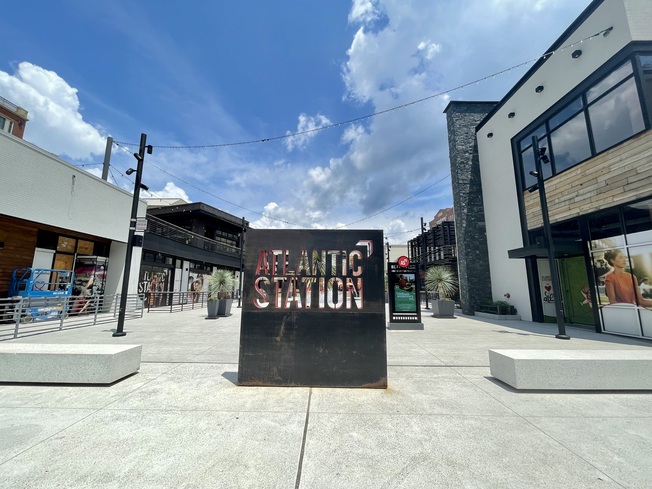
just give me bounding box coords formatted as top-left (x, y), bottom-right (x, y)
top-left (1, 306), bottom-right (651, 488)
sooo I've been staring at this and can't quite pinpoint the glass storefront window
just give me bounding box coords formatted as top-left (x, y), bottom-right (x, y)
top-left (586, 203), bottom-right (652, 339)
top-left (550, 112), bottom-right (592, 173)
top-left (586, 61), bottom-right (633, 103)
top-left (518, 125), bottom-right (547, 151)
top-left (520, 146), bottom-right (537, 189)
top-left (589, 210), bottom-right (622, 243)
top-left (589, 77), bottom-right (645, 153)
top-left (624, 199), bottom-right (652, 242)
top-left (638, 55), bottom-right (652, 126)
top-left (629, 245), bottom-right (652, 301)
top-left (549, 97), bottom-right (583, 130)
top-left (515, 55), bottom-right (650, 191)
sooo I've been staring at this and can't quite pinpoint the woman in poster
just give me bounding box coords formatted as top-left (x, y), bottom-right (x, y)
top-left (603, 249), bottom-right (652, 307)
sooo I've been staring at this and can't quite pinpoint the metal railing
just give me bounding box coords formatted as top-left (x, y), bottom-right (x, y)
top-left (0, 95), bottom-right (19, 113)
top-left (0, 294), bottom-right (144, 340)
top-left (145, 291), bottom-right (208, 313)
top-left (146, 215), bottom-right (240, 256)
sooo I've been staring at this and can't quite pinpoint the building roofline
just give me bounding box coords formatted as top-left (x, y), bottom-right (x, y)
top-left (443, 101), bottom-right (500, 114)
top-left (476, 0), bottom-right (605, 131)
top-left (147, 202), bottom-right (247, 227)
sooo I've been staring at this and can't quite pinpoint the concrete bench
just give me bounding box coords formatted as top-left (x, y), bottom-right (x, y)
top-left (489, 349), bottom-right (652, 390)
top-left (0, 344), bottom-right (142, 384)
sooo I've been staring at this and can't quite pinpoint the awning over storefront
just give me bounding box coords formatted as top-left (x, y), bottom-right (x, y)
top-left (508, 240), bottom-right (584, 259)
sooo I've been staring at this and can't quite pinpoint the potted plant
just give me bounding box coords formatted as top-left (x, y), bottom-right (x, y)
top-left (424, 266), bottom-right (459, 318)
top-left (207, 269), bottom-right (236, 318)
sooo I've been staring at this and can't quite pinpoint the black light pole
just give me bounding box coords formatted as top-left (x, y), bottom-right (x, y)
top-left (530, 136), bottom-right (570, 340)
top-left (237, 216), bottom-right (246, 308)
top-left (114, 133), bottom-right (151, 337)
top-left (421, 217), bottom-right (429, 309)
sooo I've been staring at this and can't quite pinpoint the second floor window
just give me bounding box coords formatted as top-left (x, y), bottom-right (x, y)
top-left (517, 53), bottom-right (650, 191)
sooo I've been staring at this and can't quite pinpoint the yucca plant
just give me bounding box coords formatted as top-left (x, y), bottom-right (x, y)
top-left (424, 266), bottom-right (458, 300)
top-left (207, 269), bottom-right (235, 300)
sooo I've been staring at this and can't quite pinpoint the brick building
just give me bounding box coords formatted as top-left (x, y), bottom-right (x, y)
top-left (0, 96), bottom-right (28, 139)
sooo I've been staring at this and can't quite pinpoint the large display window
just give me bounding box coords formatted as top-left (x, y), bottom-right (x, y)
top-left (588, 200), bottom-right (652, 338)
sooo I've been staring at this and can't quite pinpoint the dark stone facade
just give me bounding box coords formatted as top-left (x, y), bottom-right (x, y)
top-left (444, 101), bottom-right (497, 315)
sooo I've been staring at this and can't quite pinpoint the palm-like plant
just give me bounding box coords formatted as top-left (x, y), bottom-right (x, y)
top-left (207, 269), bottom-right (235, 300)
top-left (424, 266), bottom-right (458, 300)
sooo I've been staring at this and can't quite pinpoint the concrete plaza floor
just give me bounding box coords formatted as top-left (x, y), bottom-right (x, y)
top-left (1, 305), bottom-right (651, 488)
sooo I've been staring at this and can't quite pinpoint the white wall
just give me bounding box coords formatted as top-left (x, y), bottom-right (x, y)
top-left (624, 0), bottom-right (652, 41)
top-left (0, 132), bottom-right (147, 295)
top-left (105, 242), bottom-right (143, 296)
top-left (0, 132), bottom-right (147, 243)
top-left (475, 0), bottom-right (641, 320)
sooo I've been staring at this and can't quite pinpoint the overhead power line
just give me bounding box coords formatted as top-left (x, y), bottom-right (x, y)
top-left (113, 142), bottom-right (451, 229)
top-left (113, 26), bottom-right (613, 150)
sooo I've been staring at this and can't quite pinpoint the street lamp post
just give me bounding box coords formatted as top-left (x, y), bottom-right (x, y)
top-left (421, 217), bottom-right (429, 309)
top-left (530, 136), bottom-right (570, 340)
top-left (113, 133), bottom-right (151, 337)
top-left (237, 216), bottom-right (246, 308)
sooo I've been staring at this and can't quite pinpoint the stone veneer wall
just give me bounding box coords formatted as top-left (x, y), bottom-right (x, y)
top-left (444, 102), bottom-right (497, 315)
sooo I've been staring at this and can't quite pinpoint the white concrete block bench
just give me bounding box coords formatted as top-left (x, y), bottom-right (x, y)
top-left (0, 344), bottom-right (142, 384)
top-left (489, 349), bottom-right (652, 390)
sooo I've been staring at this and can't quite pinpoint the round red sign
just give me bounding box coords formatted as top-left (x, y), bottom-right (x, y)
top-left (397, 256), bottom-right (410, 268)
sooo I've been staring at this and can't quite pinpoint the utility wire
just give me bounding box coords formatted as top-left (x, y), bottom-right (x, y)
top-left (339, 174), bottom-right (450, 228)
top-left (113, 26), bottom-right (613, 150)
top-left (386, 227), bottom-right (421, 237)
top-left (73, 162), bottom-right (104, 168)
top-left (108, 26), bottom-right (612, 233)
top-left (112, 140), bottom-right (450, 229)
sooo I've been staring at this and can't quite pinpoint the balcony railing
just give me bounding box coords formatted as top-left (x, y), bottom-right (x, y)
top-left (146, 215), bottom-right (240, 256)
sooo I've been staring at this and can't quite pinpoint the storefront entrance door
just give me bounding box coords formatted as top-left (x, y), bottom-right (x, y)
top-left (559, 256), bottom-right (594, 327)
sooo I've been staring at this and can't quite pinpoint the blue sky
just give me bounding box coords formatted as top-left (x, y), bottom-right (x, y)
top-left (0, 0), bottom-right (591, 242)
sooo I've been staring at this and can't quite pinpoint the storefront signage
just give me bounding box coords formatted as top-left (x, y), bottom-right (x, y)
top-left (397, 255), bottom-right (410, 268)
top-left (238, 229), bottom-right (387, 388)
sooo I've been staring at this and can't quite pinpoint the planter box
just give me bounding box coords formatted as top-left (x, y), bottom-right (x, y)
top-left (475, 311), bottom-right (522, 321)
top-left (432, 300), bottom-right (455, 318)
top-left (207, 300), bottom-right (220, 319)
top-left (217, 298), bottom-right (233, 316)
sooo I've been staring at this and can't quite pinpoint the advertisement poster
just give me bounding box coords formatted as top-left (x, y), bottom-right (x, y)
top-left (187, 272), bottom-right (208, 303)
top-left (393, 273), bottom-right (417, 312)
top-left (590, 233), bottom-right (652, 337)
top-left (537, 259), bottom-right (556, 317)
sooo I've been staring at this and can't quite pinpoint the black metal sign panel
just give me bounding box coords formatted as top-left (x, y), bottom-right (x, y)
top-left (238, 229), bottom-right (387, 388)
top-left (388, 262), bottom-right (422, 323)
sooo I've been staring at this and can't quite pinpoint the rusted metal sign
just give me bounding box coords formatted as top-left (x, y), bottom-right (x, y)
top-left (238, 229), bottom-right (387, 388)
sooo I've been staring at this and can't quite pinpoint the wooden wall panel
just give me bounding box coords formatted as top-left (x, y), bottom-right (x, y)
top-left (524, 131), bottom-right (652, 230)
top-left (0, 215), bottom-right (38, 296)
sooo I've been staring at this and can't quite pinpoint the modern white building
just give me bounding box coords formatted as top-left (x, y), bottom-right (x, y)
top-left (446, 0), bottom-right (652, 340)
top-left (0, 130), bottom-right (146, 299)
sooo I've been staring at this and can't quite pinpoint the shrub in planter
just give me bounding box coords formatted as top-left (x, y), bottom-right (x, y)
top-left (479, 300), bottom-right (518, 316)
top-left (493, 300), bottom-right (511, 315)
top-left (207, 269), bottom-right (236, 318)
top-left (424, 266), bottom-right (459, 318)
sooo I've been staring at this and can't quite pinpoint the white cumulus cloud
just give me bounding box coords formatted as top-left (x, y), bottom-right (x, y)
top-left (143, 182), bottom-right (191, 201)
top-left (284, 113), bottom-right (333, 151)
top-left (0, 62), bottom-right (106, 160)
